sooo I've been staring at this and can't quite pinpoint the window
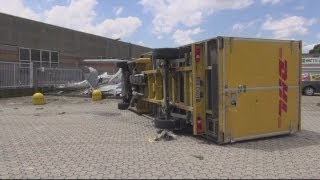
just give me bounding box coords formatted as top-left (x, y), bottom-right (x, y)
top-left (31, 49), bottom-right (40, 61)
top-left (41, 51), bottom-right (50, 68)
top-left (51, 51), bottom-right (59, 67)
top-left (19, 48), bottom-right (59, 68)
top-left (20, 48), bottom-right (30, 61)
top-left (31, 49), bottom-right (41, 67)
top-left (41, 51), bottom-right (50, 61)
top-left (51, 52), bottom-right (58, 63)
top-left (19, 48), bottom-right (30, 68)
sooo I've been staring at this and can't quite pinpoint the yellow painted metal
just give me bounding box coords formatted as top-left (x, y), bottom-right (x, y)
top-left (147, 74), bottom-right (155, 99)
top-left (170, 72), bottom-right (178, 103)
top-left (32, 92), bottom-right (45, 105)
top-left (191, 44), bottom-right (206, 135)
top-left (184, 72), bottom-right (191, 106)
top-left (220, 37), bottom-right (301, 143)
top-left (92, 89), bottom-right (102, 101)
top-left (134, 58), bottom-right (151, 64)
top-left (154, 73), bottom-right (163, 100)
top-left (171, 102), bottom-right (193, 111)
top-left (175, 66), bottom-right (192, 72)
top-left (142, 98), bottom-right (162, 105)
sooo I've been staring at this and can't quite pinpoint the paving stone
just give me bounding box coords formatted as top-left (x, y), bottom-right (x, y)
top-left (0, 96), bottom-right (319, 179)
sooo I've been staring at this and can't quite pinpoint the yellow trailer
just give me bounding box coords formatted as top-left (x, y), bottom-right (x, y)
top-left (117, 36), bottom-right (302, 144)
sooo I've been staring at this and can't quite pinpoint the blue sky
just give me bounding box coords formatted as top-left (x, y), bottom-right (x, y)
top-left (0, 0), bottom-right (319, 52)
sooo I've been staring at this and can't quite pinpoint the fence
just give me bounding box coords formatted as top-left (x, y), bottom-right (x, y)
top-left (36, 67), bottom-right (83, 87)
top-left (0, 61), bottom-right (33, 88)
top-left (0, 61), bottom-right (84, 89)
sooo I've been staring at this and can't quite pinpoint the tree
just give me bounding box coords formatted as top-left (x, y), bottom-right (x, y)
top-left (309, 44), bottom-right (320, 54)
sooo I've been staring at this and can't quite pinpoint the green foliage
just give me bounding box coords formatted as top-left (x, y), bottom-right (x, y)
top-left (309, 44), bottom-right (320, 54)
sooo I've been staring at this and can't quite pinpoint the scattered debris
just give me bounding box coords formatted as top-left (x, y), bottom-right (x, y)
top-left (53, 67), bottom-right (123, 97)
top-left (317, 103), bottom-right (320, 107)
top-left (36, 107), bottom-right (44, 110)
top-left (34, 113), bottom-right (40, 116)
top-left (13, 107), bottom-right (18, 110)
top-left (58, 112), bottom-right (66, 115)
top-left (192, 155), bottom-right (204, 160)
top-left (149, 129), bottom-right (177, 142)
top-left (57, 91), bottom-right (64, 95)
top-left (99, 83), bottom-right (122, 96)
top-left (148, 137), bottom-right (157, 143)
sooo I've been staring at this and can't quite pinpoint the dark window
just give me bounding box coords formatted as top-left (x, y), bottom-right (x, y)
top-left (20, 48), bottom-right (30, 61)
top-left (51, 52), bottom-right (58, 63)
top-left (42, 51), bottom-right (50, 62)
top-left (31, 49), bottom-right (40, 62)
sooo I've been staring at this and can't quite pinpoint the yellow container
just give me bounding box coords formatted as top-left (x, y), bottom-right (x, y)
top-left (32, 92), bottom-right (45, 105)
top-left (123, 36), bottom-right (302, 144)
top-left (92, 89), bottom-right (102, 101)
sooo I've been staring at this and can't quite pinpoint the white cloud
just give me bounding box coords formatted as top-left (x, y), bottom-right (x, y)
top-left (261, 0), bottom-right (280, 5)
top-left (172, 27), bottom-right (203, 45)
top-left (139, 0), bottom-right (253, 36)
top-left (87, 17), bottom-right (142, 39)
top-left (113, 6), bottom-right (123, 16)
top-left (232, 19), bottom-right (260, 32)
top-left (303, 43), bottom-right (319, 53)
top-left (0, 0), bottom-right (41, 20)
top-left (45, 0), bottom-right (97, 31)
top-left (0, 0), bottom-right (141, 40)
top-left (138, 41), bottom-right (144, 46)
top-left (261, 15), bottom-right (317, 39)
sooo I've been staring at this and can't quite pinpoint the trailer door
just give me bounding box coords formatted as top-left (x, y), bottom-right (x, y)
top-left (222, 38), bottom-right (301, 142)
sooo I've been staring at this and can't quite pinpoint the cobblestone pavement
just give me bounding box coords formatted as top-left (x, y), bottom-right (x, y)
top-left (0, 95), bottom-right (319, 179)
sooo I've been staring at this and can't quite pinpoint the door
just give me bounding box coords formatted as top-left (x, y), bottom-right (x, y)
top-left (222, 38), bottom-right (301, 142)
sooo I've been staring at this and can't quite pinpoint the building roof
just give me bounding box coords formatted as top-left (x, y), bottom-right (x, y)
top-left (82, 59), bottom-right (129, 63)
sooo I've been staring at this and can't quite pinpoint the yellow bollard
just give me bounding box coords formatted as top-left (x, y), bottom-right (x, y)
top-left (32, 92), bottom-right (45, 105)
top-left (92, 89), bottom-right (102, 101)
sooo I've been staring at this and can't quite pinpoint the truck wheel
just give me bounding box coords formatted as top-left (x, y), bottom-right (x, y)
top-left (116, 61), bottom-right (128, 69)
top-left (118, 102), bottom-right (129, 110)
top-left (304, 86), bottom-right (315, 96)
top-left (153, 48), bottom-right (179, 60)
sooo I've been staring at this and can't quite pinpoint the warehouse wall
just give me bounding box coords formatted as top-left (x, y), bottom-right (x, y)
top-left (0, 13), bottom-right (151, 66)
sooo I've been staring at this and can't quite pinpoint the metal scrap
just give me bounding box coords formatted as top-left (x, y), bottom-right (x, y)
top-left (155, 129), bottom-right (177, 141)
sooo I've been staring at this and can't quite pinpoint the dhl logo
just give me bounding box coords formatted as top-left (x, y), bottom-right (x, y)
top-left (278, 48), bottom-right (288, 128)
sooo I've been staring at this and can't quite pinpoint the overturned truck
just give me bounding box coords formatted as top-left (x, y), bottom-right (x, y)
top-left (117, 36), bottom-right (302, 144)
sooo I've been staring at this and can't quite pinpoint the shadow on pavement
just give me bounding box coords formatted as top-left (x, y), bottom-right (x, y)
top-left (173, 128), bottom-right (320, 152)
top-left (226, 129), bottom-right (320, 152)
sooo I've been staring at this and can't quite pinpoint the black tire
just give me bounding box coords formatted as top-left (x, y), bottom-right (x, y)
top-left (118, 102), bottom-right (129, 110)
top-left (116, 61), bottom-right (128, 69)
top-left (153, 48), bottom-right (179, 60)
top-left (304, 86), bottom-right (315, 96)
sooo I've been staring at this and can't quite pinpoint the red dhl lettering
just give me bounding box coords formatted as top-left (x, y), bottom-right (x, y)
top-left (278, 48), bottom-right (288, 128)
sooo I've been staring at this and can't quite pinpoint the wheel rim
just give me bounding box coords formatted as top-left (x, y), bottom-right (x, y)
top-left (305, 87), bottom-right (314, 95)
